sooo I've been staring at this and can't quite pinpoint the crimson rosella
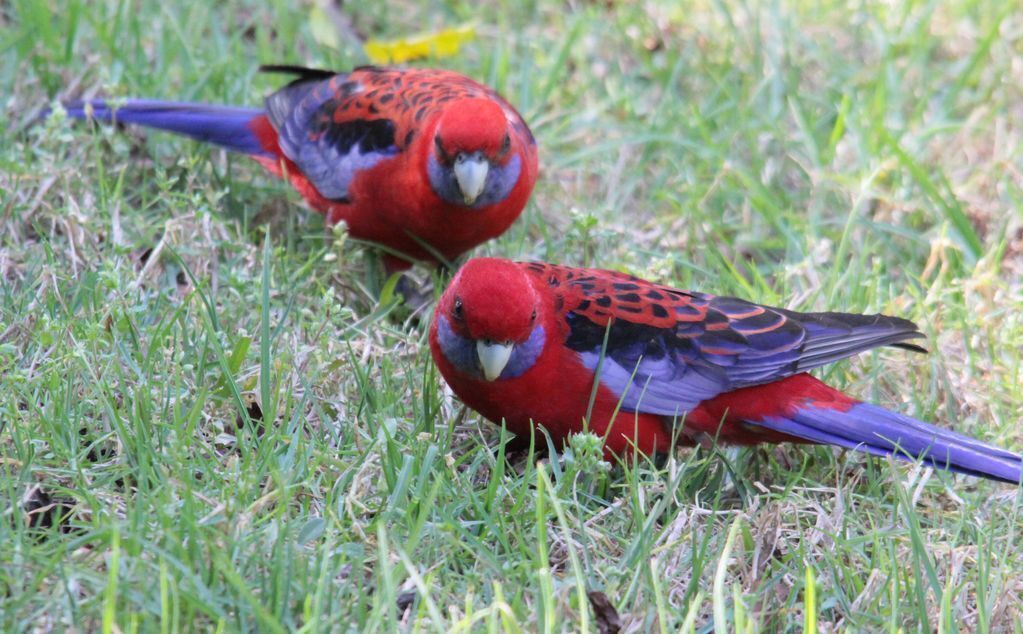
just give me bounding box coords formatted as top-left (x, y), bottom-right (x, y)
top-left (430, 258), bottom-right (1021, 483)
top-left (62, 65), bottom-right (538, 271)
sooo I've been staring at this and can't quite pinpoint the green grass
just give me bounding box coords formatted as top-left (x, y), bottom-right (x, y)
top-left (2, 0), bottom-right (1023, 630)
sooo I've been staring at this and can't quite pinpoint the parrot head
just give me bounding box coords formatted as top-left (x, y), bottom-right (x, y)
top-left (434, 258), bottom-right (547, 381)
top-left (427, 99), bottom-right (523, 209)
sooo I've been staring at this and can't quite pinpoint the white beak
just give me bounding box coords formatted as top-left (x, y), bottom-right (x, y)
top-left (453, 154), bottom-right (489, 205)
top-left (476, 340), bottom-right (513, 381)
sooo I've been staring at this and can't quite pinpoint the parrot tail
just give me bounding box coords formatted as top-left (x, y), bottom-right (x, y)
top-left (61, 99), bottom-right (274, 157)
top-left (754, 399), bottom-right (1021, 484)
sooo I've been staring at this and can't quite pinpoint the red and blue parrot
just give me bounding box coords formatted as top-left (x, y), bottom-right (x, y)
top-left (62, 65), bottom-right (538, 271)
top-left (430, 258), bottom-right (1021, 483)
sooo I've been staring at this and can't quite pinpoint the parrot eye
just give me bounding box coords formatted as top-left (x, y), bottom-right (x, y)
top-left (434, 135), bottom-right (451, 164)
top-left (499, 133), bottom-right (511, 155)
top-left (530, 308), bottom-right (537, 322)
top-left (452, 297), bottom-right (464, 321)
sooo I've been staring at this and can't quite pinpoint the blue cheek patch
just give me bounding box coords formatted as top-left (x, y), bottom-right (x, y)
top-left (437, 316), bottom-right (478, 376)
top-left (473, 154), bottom-right (521, 209)
top-left (501, 324), bottom-right (545, 379)
top-left (427, 153), bottom-right (522, 209)
top-left (436, 317), bottom-right (545, 380)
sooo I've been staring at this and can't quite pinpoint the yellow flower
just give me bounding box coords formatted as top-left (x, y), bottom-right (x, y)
top-left (364, 24), bottom-right (477, 64)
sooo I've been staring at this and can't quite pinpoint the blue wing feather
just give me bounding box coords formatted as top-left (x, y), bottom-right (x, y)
top-left (566, 290), bottom-right (925, 414)
top-left (264, 74), bottom-right (400, 202)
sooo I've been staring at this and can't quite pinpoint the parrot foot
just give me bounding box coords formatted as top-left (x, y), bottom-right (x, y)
top-left (498, 433), bottom-right (549, 465)
top-left (393, 273), bottom-right (436, 314)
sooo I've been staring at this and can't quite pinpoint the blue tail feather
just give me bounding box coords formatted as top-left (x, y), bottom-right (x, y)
top-left (62, 99), bottom-right (270, 157)
top-left (757, 403), bottom-right (1021, 484)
